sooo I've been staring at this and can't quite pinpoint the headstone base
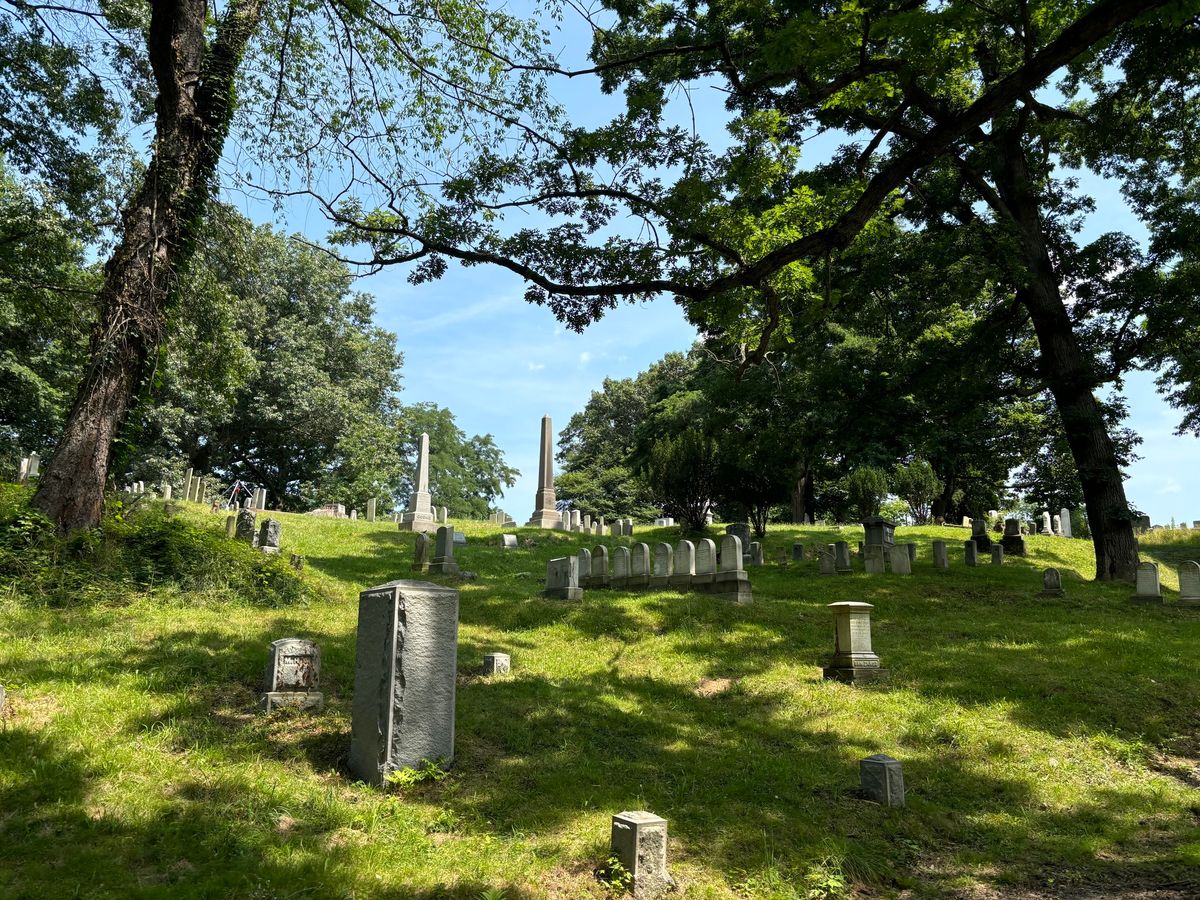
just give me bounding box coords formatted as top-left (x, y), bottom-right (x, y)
top-left (1130, 594), bottom-right (1164, 604)
top-left (397, 514), bottom-right (437, 533)
top-left (526, 510), bottom-right (561, 529)
top-left (1040, 587), bottom-right (1065, 598)
top-left (1179, 597), bottom-right (1200, 607)
top-left (649, 575), bottom-right (670, 591)
top-left (260, 691), bottom-right (324, 712)
top-left (696, 571), bottom-right (753, 604)
top-left (543, 586), bottom-right (583, 600)
top-left (624, 574), bottom-right (651, 590)
top-left (1001, 535), bottom-right (1027, 556)
top-left (429, 559), bottom-right (459, 575)
top-left (667, 574), bottom-right (692, 590)
top-left (822, 664), bottom-right (890, 684)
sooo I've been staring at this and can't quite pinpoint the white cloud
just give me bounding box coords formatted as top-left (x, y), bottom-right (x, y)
top-left (527, 362), bottom-right (545, 371)
top-left (579, 351), bottom-right (591, 364)
top-left (1156, 478), bottom-right (1183, 495)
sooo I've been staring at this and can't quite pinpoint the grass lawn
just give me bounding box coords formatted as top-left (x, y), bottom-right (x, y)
top-left (2, 496), bottom-right (1199, 898)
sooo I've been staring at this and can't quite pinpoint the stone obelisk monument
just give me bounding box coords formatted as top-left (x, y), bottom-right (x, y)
top-left (526, 415), bottom-right (562, 529)
top-left (397, 432), bottom-right (437, 533)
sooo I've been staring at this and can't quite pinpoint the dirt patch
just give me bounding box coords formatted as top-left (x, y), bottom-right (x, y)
top-left (695, 677), bottom-right (737, 698)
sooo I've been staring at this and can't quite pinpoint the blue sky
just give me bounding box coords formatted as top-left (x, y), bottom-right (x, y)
top-left (230, 10), bottom-right (1198, 527)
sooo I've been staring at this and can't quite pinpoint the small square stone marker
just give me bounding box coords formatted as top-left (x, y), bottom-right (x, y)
top-left (860, 754), bottom-right (905, 807)
top-left (260, 638), bottom-right (323, 712)
top-left (610, 811), bottom-right (673, 898)
top-left (482, 652), bottom-right (510, 676)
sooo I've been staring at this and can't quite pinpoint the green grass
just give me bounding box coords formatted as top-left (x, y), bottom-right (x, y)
top-left (2, 495), bottom-right (1200, 898)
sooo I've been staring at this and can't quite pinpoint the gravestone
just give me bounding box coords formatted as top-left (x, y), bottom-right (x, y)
top-left (583, 514), bottom-right (592, 531)
top-left (544, 556), bottom-right (582, 600)
top-left (611, 546), bottom-right (631, 589)
top-left (1131, 562), bottom-right (1163, 604)
top-left (577, 547), bottom-right (593, 588)
top-left (650, 542), bottom-right (673, 589)
top-left (611, 811), bottom-right (673, 898)
top-left (572, 509), bottom-right (582, 531)
top-left (258, 518), bottom-right (282, 553)
top-left (990, 545), bottom-right (1004, 566)
top-left (1040, 567), bottom-right (1064, 597)
top-left (862, 516), bottom-right (896, 548)
top-left (905, 543), bottom-right (917, 563)
top-left (350, 510), bottom-right (358, 521)
top-left (367, 498), bottom-right (377, 523)
top-left (971, 517), bottom-right (992, 551)
top-left (235, 508), bottom-right (258, 544)
top-left (1040, 511), bottom-right (1053, 535)
top-left (439, 506), bottom-right (449, 524)
top-left (225, 515), bottom-right (236, 539)
top-left (500, 534), bottom-right (518, 549)
top-left (184, 467), bottom-right (194, 500)
top-left (429, 526), bottom-right (459, 575)
top-left (290, 553), bottom-right (305, 571)
top-left (1060, 507), bottom-right (1072, 538)
top-left (1053, 514), bottom-right (1063, 537)
top-left (889, 545), bottom-right (911, 575)
top-left (671, 540), bottom-right (695, 589)
top-left (610, 523), bottom-right (621, 537)
top-left (964, 540), bottom-right (978, 567)
top-left (628, 543), bottom-right (652, 590)
top-left (748, 541), bottom-right (765, 567)
top-left (591, 545), bottom-right (610, 589)
top-left (412, 533), bottom-right (431, 573)
top-left (349, 580), bottom-right (459, 785)
top-left (260, 638), bottom-right (323, 712)
top-left (559, 510), bottom-right (570, 531)
top-left (693, 539), bottom-right (717, 589)
top-left (860, 755), bottom-right (905, 807)
top-left (932, 540), bottom-right (948, 570)
top-left (725, 522), bottom-right (751, 547)
top-left (792, 543), bottom-right (805, 561)
top-left (864, 544), bottom-right (886, 575)
top-left (482, 652), bottom-right (511, 676)
top-left (834, 541), bottom-right (851, 575)
top-left (1001, 518), bottom-right (1026, 556)
top-left (1177, 562), bottom-right (1200, 606)
top-left (398, 432), bottom-right (437, 532)
top-left (162, 483), bottom-right (172, 501)
top-left (822, 602), bottom-right (888, 683)
top-left (819, 545), bottom-right (837, 576)
top-left (707, 534), bottom-right (753, 604)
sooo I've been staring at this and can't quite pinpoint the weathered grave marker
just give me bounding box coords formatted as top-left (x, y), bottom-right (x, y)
top-left (822, 602), bottom-right (888, 683)
top-left (1131, 562), bottom-right (1163, 604)
top-left (544, 556), bottom-right (582, 600)
top-left (399, 432), bottom-right (437, 532)
top-left (1178, 561), bottom-right (1200, 606)
top-left (964, 540), bottom-right (978, 567)
top-left (834, 541), bottom-right (851, 574)
top-left (933, 540), bottom-right (948, 570)
top-left (429, 526), bottom-right (459, 575)
top-left (257, 518), bottom-right (282, 553)
top-left (610, 811), bottom-right (673, 898)
top-left (412, 533), bottom-right (431, 573)
top-left (889, 545), bottom-right (912, 575)
top-left (671, 540), bottom-right (695, 589)
top-left (1040, 567), bottom-right (1064, 597)
top-left (483, 653), bottom-right (511, 676)
top-left (651, 542), bottom-right (673, 590)
top-left (235, 508), bottom-right (257, 545)
top-left (860, 754), bottom-right (905, 807)
top-left (260, 638), bottom-right (323, 712)
top-left (864, 544), bottom-right (886, 575)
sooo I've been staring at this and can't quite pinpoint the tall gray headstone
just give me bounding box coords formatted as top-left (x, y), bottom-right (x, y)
top-left (235, 508), bottom-right (257, 544)
top-left (398, 432), bottom-right (435, 532)
top-left (527, 415), bottom-right (560, 528)
top-left (671, 540), bottom-right (694, 589)
top-left (367, 498), bottom-right (377, 522)
top-left (1178, 561), bottom-right (1200, 606)
top-left (748, 541), bottom-right (764, 567)
top-left (792, 542), bottom-right (805, 562)
top-left (889, 545), bottom-right (911, 575)
top-left (258, 518), bottom-right (282, 553)
top-left (834, 541), bottom-right (851, 574)
top-left (819, 544), bottom-right (836, 576)
top-left (864, 544), bottom-right (886, 575)
top-left (412, 533), bottom-right (431, 572)
top-left (577, 547), bottom-right (593, 587)
top-left (1060, 508), bottom-right (1072, 538)
top-left (651, 542), bottom-right (673, 589)
top-left (693, 538), bottom-right (716, 589)
top-left (429, 526), bottom-right (459, 575)
top-left (964, 540), bottom-right (978, 567)
top-left (1052, 514), bottom-right (1063, 537)
top-left (611, 546), bottom-right (631, 588)
top-left (1040, 510), bottom-right (1053, 535)
top-left (591, 545), bottom-right (610, 588)
top-left (349, 581), bottom-right (459, 785)
top-left (628, 542), bottom-right (652, 589)
top-left (544, 556), bottom-right (582, 600)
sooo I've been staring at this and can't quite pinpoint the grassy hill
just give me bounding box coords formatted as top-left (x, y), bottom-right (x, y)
top-left (2, 487), bottom-right (1199, 898)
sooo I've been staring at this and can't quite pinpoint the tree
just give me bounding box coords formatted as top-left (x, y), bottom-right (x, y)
top-left (844, 467), bottom-right (889, 522)
top-left (892, 459), bottom-right (943, 525)
top-left (640, 427), bottom-right (717, 532)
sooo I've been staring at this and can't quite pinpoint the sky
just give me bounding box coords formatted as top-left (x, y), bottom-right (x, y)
top-left (230, 7), bottom-right (1198, 528)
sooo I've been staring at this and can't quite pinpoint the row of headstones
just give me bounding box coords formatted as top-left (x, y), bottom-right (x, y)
top-left (1035, 509), bottom-right (1073, 537)
top-left (410, 527), bottom-right (463, 575)
top-left (790, 539), bottom-right (1006, 573)
top-left (544, 534), bottom-right (754, 604)
top-left (559, 510), bottom-right (634, 537)
top-left (1133, 561), bottom-right (1200, 605)
top-left (488, 509), bottom-right (517, 527)
top-left (1140, 518), bottom-right (1200, 532)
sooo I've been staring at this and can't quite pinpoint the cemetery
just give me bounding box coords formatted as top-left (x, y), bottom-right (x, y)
top-left (3, 1), bottom-right (1200, 897)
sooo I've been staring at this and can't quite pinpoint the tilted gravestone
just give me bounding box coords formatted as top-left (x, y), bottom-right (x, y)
top-left (1131, 562), bottom-right (1163, 604)
top-left (611, 546), bottom-right (631, 589)
top-left (822, 602), bottom-right (888, 683)
top-left (611, 811), bottom-right (673, 898)
top-left (889, 545), bottom-right (911, 575)
top-left (932, 540), bottom-right (948, 570)
top-left (1178, 561), bottom-right (1200, 606)
top-left (671, 540), bottom-right (695, 589)
top-left (860, 754), bottom-right (905, 807)
top-left (412, 533), bottom-right (431, 573)
top-left (906, 543), bottom-right (917, 563)
top-left (235, 508), bottom-right (257, 545)
top-left (748, 541), bottom-right (765, 567)
top-left (1040, 567), bottom-right (1064, 597)
top-left (429, 526), bottom-right (459, 575)
top-left (544, 556), bottom-right (582, 600)
top-left (650, 542), bottom-right (673, 590)
top-left (349, 580), bottom-right (459, 785)
top-left (258, 518), bottom-right (282, 554)
top-left (591, 545), bottom-right (610, 589)
top-left (819, 544), bottom-right (836, 576)
top-left (260, 638), bottom-right (323, 712)
top-left (864, 544), bottom-right (886, 575)
top-left (225, 515), bottom-right (236, 539)
top-left (500, 534), bottom-right (518, 549)
top-left (834, 541), bottom-right (851, 574)
top-left (963, 540), bottom-right (978, 567)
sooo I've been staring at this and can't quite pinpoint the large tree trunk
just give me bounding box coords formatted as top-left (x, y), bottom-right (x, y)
top-left (32, 0), bottom-right (263, 531)
top-left (790, 467), bottom-right (816, 523)
top-left (995, 127), bottom-right (1139, 581)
